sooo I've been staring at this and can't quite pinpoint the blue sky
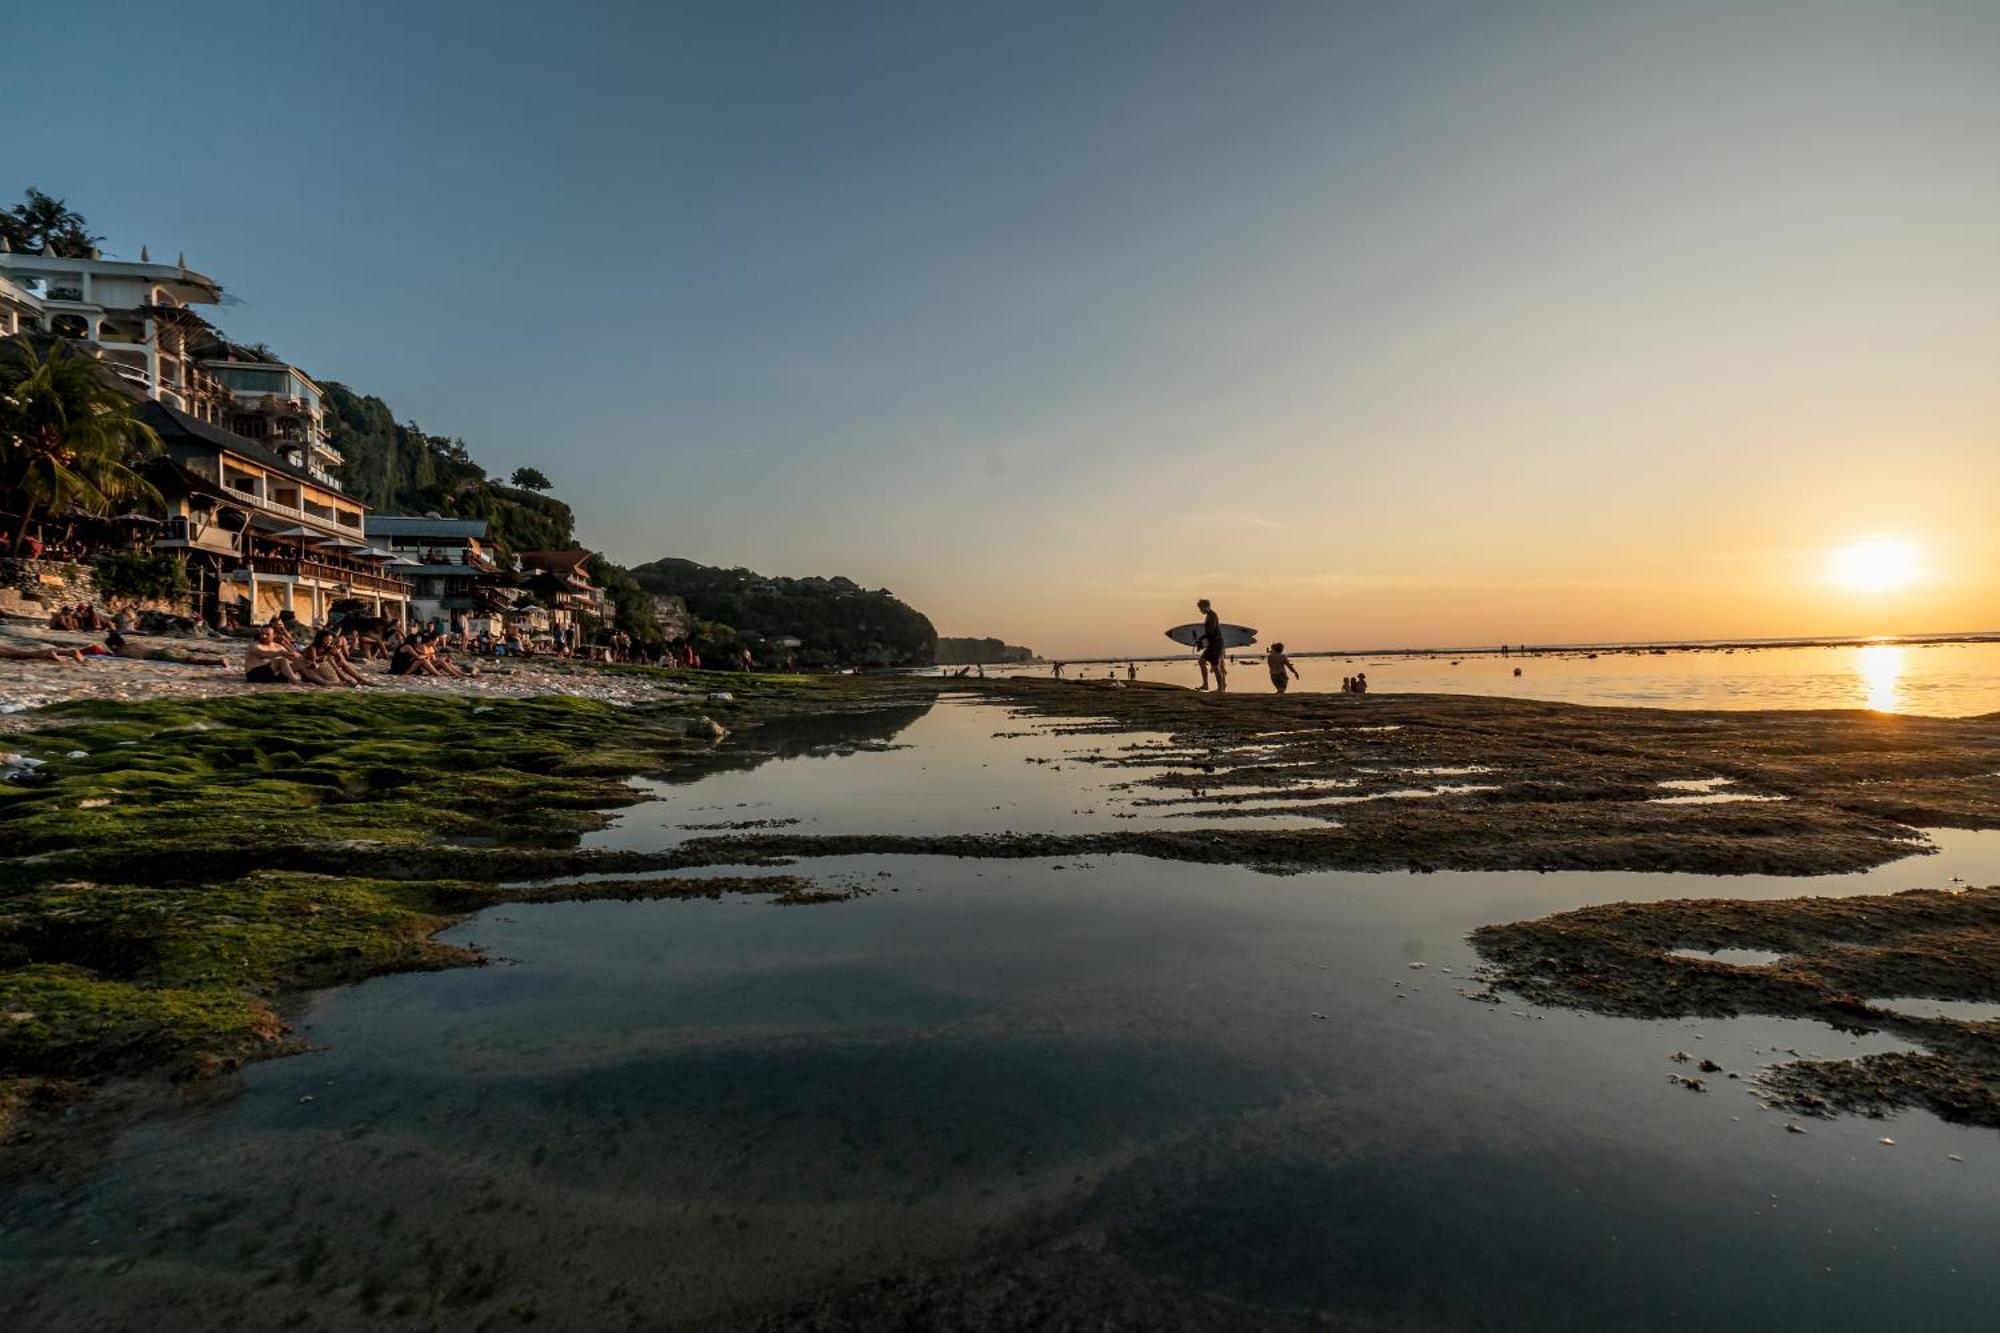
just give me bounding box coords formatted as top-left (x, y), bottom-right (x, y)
top-left (8, 1), bottom-right (1997, 652)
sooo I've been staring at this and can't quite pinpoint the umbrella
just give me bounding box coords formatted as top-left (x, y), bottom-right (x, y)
top-left (111, 512), bottom-right (162, 525)
top-left (317, 537), bottom-right (367, 550)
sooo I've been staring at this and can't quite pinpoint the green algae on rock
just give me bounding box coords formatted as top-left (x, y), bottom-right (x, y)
top-left (0, 679), bottom-right (903, 1144)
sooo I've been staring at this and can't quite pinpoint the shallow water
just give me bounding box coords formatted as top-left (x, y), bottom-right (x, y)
top-left (979, 639), bottom-right (2000, 716)
top-left (6, 695), bottom-right (2000, 1331)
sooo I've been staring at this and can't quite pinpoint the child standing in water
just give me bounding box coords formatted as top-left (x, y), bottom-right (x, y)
top-left (1266, 642), bottom-right (1300, 694)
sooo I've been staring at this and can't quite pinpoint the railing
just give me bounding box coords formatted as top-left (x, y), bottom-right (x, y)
top-left (200, 478), bottom-right (364, 535)
top-left (401, 547), bottom-right (500, 570)
top-left (157, 515), bottom-right (242, 555)
top-left (246, 552), bottom-right (411, 596)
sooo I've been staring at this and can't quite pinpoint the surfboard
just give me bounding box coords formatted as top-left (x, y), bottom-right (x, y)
top-left (1164, 622), bottom-right (1258, 649)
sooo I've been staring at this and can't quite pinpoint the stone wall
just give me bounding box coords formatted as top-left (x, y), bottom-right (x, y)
top-left (0, 557), bottom-right (192, 621)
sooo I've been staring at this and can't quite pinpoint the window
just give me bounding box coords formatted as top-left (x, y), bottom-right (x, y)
top-left (216, 367), bottom-right (289, 395)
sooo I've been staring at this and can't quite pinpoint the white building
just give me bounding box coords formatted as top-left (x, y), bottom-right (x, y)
top-left (202, 348), bottom-right (343, 489)
top-left (0, 247), bottom-right (229, 419)
top-left (0, 247), bottom-right (346, 490)
top-left (0, 271), bottom-right (42, 336)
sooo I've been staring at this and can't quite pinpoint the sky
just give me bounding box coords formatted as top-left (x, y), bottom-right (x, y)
top-left (6, 0), bottom-right (1997, 655)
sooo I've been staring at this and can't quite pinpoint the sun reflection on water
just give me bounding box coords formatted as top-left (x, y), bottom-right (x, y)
top-left (1855, 644), bottom-right (1904, 712)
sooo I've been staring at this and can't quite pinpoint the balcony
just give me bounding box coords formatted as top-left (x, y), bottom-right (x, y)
top-left (154, 515), bottom-right (243, 556)
top-left (209, 477), bottom-right (363, 535)
top-left (240, 551), bottom-right (411, 598)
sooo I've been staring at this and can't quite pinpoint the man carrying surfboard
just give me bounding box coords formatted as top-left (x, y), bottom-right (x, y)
top-left (1195, 598), bottom-right (1228, 693)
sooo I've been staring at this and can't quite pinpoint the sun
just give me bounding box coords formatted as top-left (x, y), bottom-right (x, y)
top-left (1828, 538), bottom-right (1920, 593)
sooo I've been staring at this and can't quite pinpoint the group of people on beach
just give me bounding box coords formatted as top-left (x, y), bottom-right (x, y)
top-left (1, 598), bottom-right (761, 688)
top-left (1194, 598), bottom-right (1308, 695)
top-left (1190, 598), bottom-right (1364, 697)
top-left (239, 615), bottom-right (490, 687)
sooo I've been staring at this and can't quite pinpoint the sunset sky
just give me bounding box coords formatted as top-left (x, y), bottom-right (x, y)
top-left (11, 1), bottom-right (1998, 655)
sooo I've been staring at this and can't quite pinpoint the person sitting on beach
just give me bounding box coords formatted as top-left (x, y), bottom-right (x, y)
top-left (1266, 642), bottom-right (1301, 694)
top-left (388, 633), bottom-right (442, 677)
top-left (1195, 599), bottom-right (1227, 693)
top-left (243, 625), bottom-right (305, 684)
top-left (1353, 671), bottom-right (1369, 694)
top-left (1341, 676), bottom-right (1353, 693)
top-left (428, 631), bottom-right (475, 678)
top-left (299, 630), bottom-right (367, 687)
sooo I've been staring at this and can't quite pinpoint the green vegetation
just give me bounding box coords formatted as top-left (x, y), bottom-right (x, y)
top-left (1, 336), bottom-right (164, 544)
top-left (628, 556), bottom-right (938, 667)
top-left (586, 553), bottom-right (662, 641)
top-left (321, 384), bottom-right (578, 554)
top-left (0, 678), bottom-right (882, 1142)
top-left (936, 635), bottom-right (1034, 665)
top-left (0, 187), bottom-right (101, 258)
top-left (86, 551), bottom-right (189, 606)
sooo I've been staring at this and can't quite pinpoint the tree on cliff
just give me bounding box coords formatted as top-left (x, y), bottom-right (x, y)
top-left (510, 466), bottom-right (553, 491)
top-left (1, 189), bottom-right (102, 258)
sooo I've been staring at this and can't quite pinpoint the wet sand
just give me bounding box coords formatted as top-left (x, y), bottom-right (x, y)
top-left (644, 678), bottom-right (2000, 876)
top-left (1473, 884), bottom-right (2000, 1127)
top-left (7, 678), bottom-right (2000, 1329)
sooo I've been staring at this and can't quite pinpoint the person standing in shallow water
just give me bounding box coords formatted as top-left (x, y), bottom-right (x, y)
top-left (1266, 642), bottom-right (1300, 694)
top-left (1195, 599), bottom-right (1227, 692)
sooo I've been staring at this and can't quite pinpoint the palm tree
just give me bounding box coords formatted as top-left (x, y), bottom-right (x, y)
top-left (3, 189), bottom-right (101, 258)
top-left (0, 337), bottom-right (163, 547)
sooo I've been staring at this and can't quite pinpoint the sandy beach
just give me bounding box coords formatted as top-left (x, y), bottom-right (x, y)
top-left (0, 622), bottom-right (703, 726)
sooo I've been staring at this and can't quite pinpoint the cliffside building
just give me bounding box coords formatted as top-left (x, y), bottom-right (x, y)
top-left (0, 250), bottom-right (344, 491)
top-left (200, 345), bottom-right (343, 489)
top-left (516, 550), bottom-right (605, 637)
top-left (0, 249), bottom-right (231, 421)
top-left (143, 403), bottom-right (409, 626)
top-left (363, 515), bottom-right (511, 634)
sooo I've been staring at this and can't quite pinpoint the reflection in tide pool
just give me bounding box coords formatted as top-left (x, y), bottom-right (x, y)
top-left (5, 697), bottom-right (2000, 1331)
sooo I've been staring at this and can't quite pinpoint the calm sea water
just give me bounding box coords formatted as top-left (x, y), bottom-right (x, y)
top-left (975, 640), bottom-right (2000, 716)
top-left (5, 696), bottom-right (1997, 1330)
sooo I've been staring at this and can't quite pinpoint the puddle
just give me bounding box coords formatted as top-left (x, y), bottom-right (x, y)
top-left (1651, 793), bottom-right (1789, 805)
top-left (1668, 947), bottom-right (1785, 966)
top-left (1873, 998), bottom-right (2000, 1024)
